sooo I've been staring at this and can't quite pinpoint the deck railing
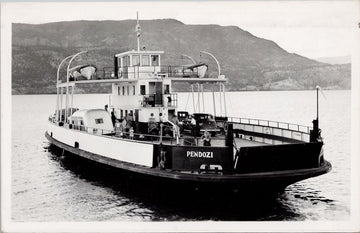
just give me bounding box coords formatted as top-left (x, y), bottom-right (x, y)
top-left (226, 117), bottom-right (312, 134)
top-left (49, 120), bottom-right (199, 145)
top-left (49, 114), bottom-right (312, 146)
top-left (101, 65), bottom-right (208, 79)
top-left (222, 116), bottom-right (312, 143)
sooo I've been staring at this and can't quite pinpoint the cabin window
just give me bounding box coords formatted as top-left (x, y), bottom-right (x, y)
top-left (117, 57), bottom-right (122, 67)
top-left (118, 86), bottom-right (121, 95)
top-left (120, 109), bottom-right (123, 119)
top-left (80, 120), bottom-right (84, 125)
top-left (142, 55), bottom-right (150, 66)
top-left (164, 84), bottom-right (170, 94)
top-left (140, 85), bottom-right (146, 95)
top-left (151, 55), bottom-right (159, 66)
top-left (95, 118), bottom-right (104, 124)
top-left (123, 56), bottom-right (130, 67)
top-left (125, 110), bottom-right (128, 117)
top-left (132, 55), bottom-right (140, 66)
top-left (127, 86), bottom-right (130, 95)
top-left (122, 86), bottom-right (125, 95)
top-left (133, 85), bottom-right (136, 95)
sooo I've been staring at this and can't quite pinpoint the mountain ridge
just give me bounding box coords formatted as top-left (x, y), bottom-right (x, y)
top-left (12, 19), bottom-right (350, 94)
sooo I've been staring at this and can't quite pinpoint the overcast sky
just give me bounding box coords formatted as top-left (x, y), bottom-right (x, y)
top-left (2, 1), bottom-right (359, 59)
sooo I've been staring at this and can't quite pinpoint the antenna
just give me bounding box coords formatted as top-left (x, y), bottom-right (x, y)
top-left (311, 85), bottom-right (322, 142)
top-left (135, 12), bottom-right (141, 52)
top-left (316, 85), bottom-right (319, 122)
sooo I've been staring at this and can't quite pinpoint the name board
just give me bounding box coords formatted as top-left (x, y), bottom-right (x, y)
top-left (186, 151), bottom-right (214, 158)
top-left (169, 145), bottom-right (232, 172)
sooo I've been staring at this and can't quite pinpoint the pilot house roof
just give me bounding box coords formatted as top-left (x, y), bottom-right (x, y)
top-left (115, 50), bottom-right (164, 58)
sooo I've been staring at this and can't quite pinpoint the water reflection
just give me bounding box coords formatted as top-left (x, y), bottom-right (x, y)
top-left (45, 143), bottom-right (335, 221)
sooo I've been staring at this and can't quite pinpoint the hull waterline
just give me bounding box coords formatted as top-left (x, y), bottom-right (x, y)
top-left (45, 131), bottom-right (331, 195)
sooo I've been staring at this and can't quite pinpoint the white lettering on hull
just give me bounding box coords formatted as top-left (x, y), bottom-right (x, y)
top-left (186, 151), bottom-right (214, 158)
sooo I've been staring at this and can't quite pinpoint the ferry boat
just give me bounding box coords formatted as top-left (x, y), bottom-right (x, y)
top-left (45, 15), bottom-right (331, 195)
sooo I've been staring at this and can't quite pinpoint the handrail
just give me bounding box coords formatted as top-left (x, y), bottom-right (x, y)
top-left (101, 65), bottom-right (210, 79)
top-left (52, 120), bottom-right (178, 143)
top-left (49, 120), bottom-right (228, 146)
top-left (48, 118), bottom-right (308, 145)
top-left (166, 119), bottom-right (180, 144)
top-left (57, 65), bottom-right (225, 83)
top-left (224, 116), bottom-right (312, 134)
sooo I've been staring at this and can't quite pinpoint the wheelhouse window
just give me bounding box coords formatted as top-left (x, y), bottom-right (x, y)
top-left (140, 85), bottom-right (146, 95)
top-left (133, 85), bottom-right (136, 95)
top-left (122, 86), bottom-right (125, 95)
top-left (142, 55), bottom-right (150, 66)
top-left (164, 84), bottom-right (170, 94)
top-left (118, 86), bottom-right (121, 95)
top-left (95, 118), bottom-right (104, 124)
top-left (132, 55), bottom-right (140, 66)
top-left (127, 86), bottom-right (130, 95)
top-left (151, 55), bottom-right (159, 66)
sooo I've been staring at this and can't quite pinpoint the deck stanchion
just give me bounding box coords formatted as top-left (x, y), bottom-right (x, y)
top-left (212, 88), bottom-right (216, 117)
top-left (56, 54), bottom-right (73, 122)
top-left (70, 86), bottom-right (74, 116)
top-left (219, 83), bottom-right (222, 116)
top-left (56, 84), bottom-right (59, 121)
top-left (65, 51), bottom-right (87, 123)
top-left (60, 87), bottom-right (63, 122)
top-left (222, 83), bottom-right (227, 116)
top-left (191, 84), bottom-right (196, 112)
top-left (197, 83), bottom-right (200, 113)
top-left (159, 123), bottom-right (163, 143)
top-left (201, 84), bottom-right (205, 113)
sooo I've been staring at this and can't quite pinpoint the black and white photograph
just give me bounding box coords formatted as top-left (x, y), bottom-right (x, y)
top-left (1, 1), bottom-right (360, 232)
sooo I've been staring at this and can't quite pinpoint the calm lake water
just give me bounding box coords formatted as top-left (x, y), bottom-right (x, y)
top-left (11, 90), bottom-right (350, 221)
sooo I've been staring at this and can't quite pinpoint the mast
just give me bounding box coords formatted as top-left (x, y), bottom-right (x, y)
top-left (316, 85), bottom-right (319, 122)
top-left (310, 86), bottom-right (321, 142)
top-left (135, 12), bottom-right (141, 52)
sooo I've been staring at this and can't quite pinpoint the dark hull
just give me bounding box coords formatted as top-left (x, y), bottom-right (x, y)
top-left (45, 132), bottom-right (331, 195)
